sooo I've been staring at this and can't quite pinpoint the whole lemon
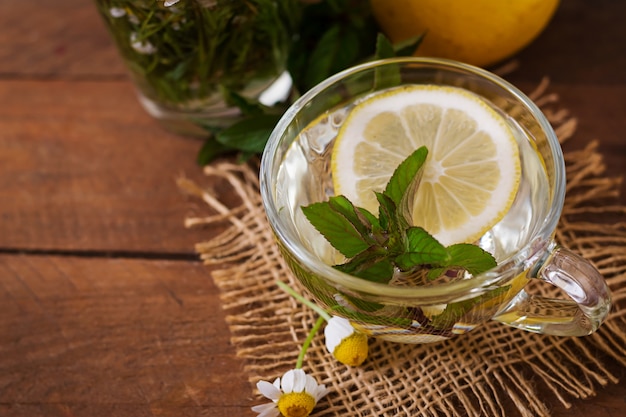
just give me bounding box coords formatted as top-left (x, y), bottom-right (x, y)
top-left (370, 0), bottom-right (560, 67)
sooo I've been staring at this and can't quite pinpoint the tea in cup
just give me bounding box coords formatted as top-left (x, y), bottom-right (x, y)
top-left (260, 58), bottom-right (611, 343)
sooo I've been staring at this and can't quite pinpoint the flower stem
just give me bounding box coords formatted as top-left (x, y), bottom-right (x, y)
top-left (276, 280), bottom-right (332, 321)
top-left (296, 316), bottom-right (326, 369)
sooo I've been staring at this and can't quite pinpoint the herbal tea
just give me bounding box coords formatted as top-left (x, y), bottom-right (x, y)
top-left (277, 86), bottom-right (550, 270)
top-left (262, 58), bottom-right (609, 343)
top-left (271, 85), bottom-right (550, 341)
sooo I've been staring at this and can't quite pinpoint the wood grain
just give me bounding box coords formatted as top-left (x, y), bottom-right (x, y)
top-left (0, 255), bottom-right (251, 417)
top-left (0, 0), bottom-right (125, 77)
top-left (0, 79), bottom-right (239, 253)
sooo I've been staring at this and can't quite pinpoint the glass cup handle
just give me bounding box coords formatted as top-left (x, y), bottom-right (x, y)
top-left (493, 243), bottom-right (612, 336)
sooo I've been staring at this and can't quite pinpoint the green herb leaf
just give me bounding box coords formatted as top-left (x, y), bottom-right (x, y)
top-left (196, 137), bottom-right (236, 165)
top-left (303, 145), bottom-right (496, 282)
top-left (335, 292), bottom-right (387, 314)
top-left (427, 243), bottom-right (497, 279)
top-left (375, 191), bottom-right (404, 239)
top-left (429, 285), bottom-right (510, 329)
top-left (395, 227), bottom-right (449, 270)
top-left (214, 114), bottom-right (281, 153)
top-left (445, 243), bottom-right (498, 275)
top-left (223, 90), bottom-right (267, 116)
top-left (327, 195), bottom-right (379, 245)
top-left (302, 143), bottom-right (501, 332)
top-left (374, 33), bottom-right (401, 90)
top-left (335, 247), bottom-right (394, 284)
top-left (375, 33), bottom-right (396, 60)
top-left (384, 146), bottom-right (428, 208)
top-left (301, 197), bottom-right (371, 258)
top-left (373, 32), bottom-right (426, 90)
top-left (287, 0), bottom-right (378, 93)
top-left (302, 24), bottom-right (361, 90)
top-left (393, 34), bottom-right (425, 57)
top-left (357, 207), bottom-right (381, 234)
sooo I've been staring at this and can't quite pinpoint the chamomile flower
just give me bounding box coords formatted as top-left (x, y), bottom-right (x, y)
top-left (130, 32), bottom-right (157, 55)
top-left (324, 316), bottom-right (368, 367)
top-left (252, 368), bottom-right (329, 417)
top-left (109, 7), bottom-right (126, 18)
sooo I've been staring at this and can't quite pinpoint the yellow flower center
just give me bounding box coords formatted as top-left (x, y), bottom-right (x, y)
top-left (333, 332), bottom-right (369, 367)
top-left (277, 391), bottom-right (316, 417)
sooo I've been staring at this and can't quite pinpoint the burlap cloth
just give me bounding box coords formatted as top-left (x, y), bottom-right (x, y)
top-left (180, 79), bottom-right (626, 417)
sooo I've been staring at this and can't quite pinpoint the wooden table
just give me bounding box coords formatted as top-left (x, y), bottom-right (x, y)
top-left (0, 1), bottom-right (624, 416)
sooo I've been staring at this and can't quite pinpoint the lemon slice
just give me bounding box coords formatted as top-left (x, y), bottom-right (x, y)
top-left (331, 85), bottom-right (521, 246)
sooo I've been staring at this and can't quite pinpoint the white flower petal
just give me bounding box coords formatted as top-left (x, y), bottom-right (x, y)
top-left (304, 374), bottom-right (318, 395)
top-left (251, 402), bottom-right (280, 417)
top-left (272, 377), bottom-right (281, 390)
top-left (292, 368), bottom-right (307, 392)
top-left (325, 316), bottom-right (355, 354)
top-left (257, 369), bottom-right (330, 414)
top-left (314, 384), bottom-right (330, 402)
top-left (109, 7), bottom-right (126, 18)
top-left (164, 0), bottom-right (180, 6)
top-left (282, 370), bottom-right (294, 391)
top-left (257, 380), bottom-right (281, 401)
top-left (280, 370), bottom-right (294, 392)
top-left (129, 33), bottom-right (157, 55)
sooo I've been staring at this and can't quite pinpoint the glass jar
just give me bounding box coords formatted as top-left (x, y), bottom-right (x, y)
top-left (94, 0), bottom-right (301, 136)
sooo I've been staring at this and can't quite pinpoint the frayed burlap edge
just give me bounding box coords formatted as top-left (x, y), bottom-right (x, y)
top-left (179, 79), bottom-right (626, 417)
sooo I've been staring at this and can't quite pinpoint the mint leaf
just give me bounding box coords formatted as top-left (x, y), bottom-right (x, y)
top-left (288, 1), bottom-right (378, 93)
top-left (335, 292), bottom-right (387, 314)
top-left (222, 90), bottom-right (268, 116)
top-left (395, 227), bottom-right (449, 270)
top-left (429, 286), bottom-right (510, 329)
top-left (328, 195), bottom-right (375, 240)
top-left (393, 34), bottom-right (425, 57)
top-left (374, 33), bottom-right (401, 90)
top-left (375, 191), bottom-right (404, 244)
top-left (304, 24), bottom-right (358, 87)
top-left (301, 197), bottom-right (371, 258)
top-left (375, 33), bottom-right (396, 60)
top-left (196, 136), bottom-right (236, 165)
top-left (215, 114), bottom-right (282, 153)
top-left (427, 243), bottom-right (497, 279)
top-left (384, 146), bottom-right (428, 210)
top-left (335, 247), bottom-right (394, 284)
top-left (301, 143), bottom-right (503, 332)
top-left (446, 243), bottom-right (497, 275)
top-left (357, 207), bottom-right (382, 235)
top-left (373, 33), bottom-right (425, 90)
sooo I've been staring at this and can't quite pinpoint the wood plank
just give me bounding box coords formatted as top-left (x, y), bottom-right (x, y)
top-left (506, 0), bottom-right (626, 85)
top-left (0, 79), bottom-right (239, 253)
top-left (0, 0), bottom-right (125, 77)
top-left (510, 81), bottom-right (626, 203)
top-left (556, 380), bottom-right (626, 417)
top-left (553, 84), bottom-right (626, 202)
top-left (0, 254), bottom-right (251, 417)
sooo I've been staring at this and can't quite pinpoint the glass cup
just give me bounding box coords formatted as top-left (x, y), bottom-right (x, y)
top-left (260, 57), bottom-right (611, 344)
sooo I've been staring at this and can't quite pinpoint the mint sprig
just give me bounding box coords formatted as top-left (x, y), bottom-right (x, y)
top-left (301, 146), bottom-right (497, 285)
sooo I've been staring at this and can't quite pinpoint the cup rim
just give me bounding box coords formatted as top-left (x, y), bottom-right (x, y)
top-left (260, 57), bottom-right (565, 300)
